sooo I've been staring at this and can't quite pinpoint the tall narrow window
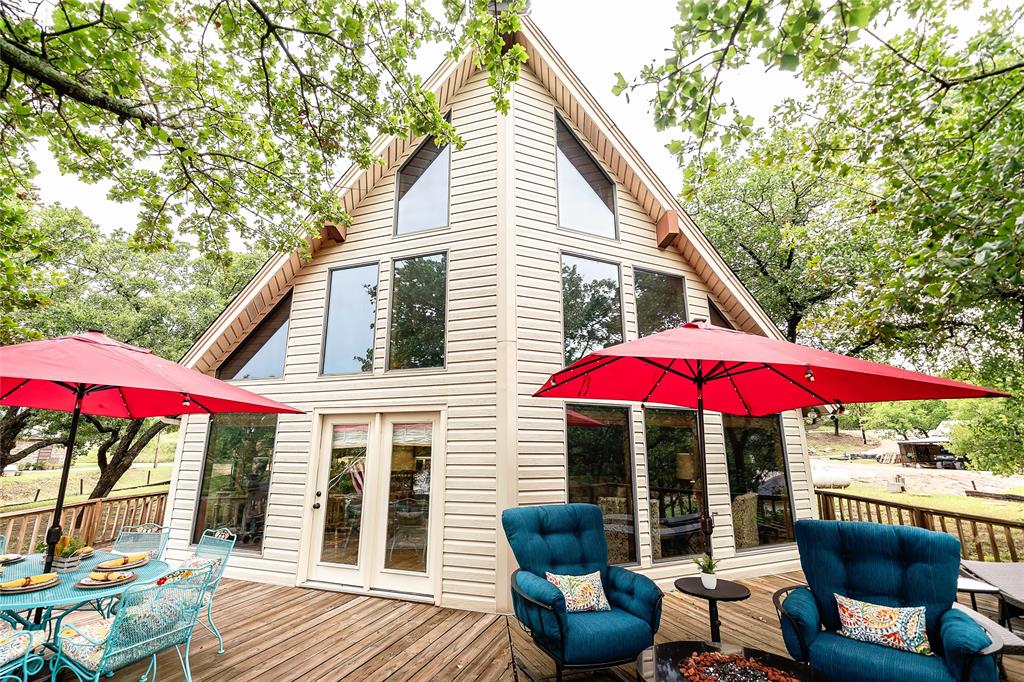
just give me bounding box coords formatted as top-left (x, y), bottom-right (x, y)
top-left (396, 135), bottom-right (450, 234)
top-left (644, 408), bottom-right (705, 560)
top-left (708, 299), bottom-right (734, 329)
top-left (218, 292), bottom-right (291, 380)
top-left (635, 269), bottom-right (688, 337)
top-left (388, 253), bottom-right (447, 370)
top-left (556, 118), bottom-right (616, 238)
top-left (561, 255), bottom-right (622, 364)
top-left (193, 413), bottom-right (278, 551)
top-left (566, 404), bottom-right (636, 564)
top-left (723, 414), bottom-right (796, 549)
top-left (322, 264), bottom-right (379, 374)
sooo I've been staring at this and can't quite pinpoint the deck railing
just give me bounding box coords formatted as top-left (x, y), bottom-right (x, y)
top-left (0, 491), bottom-right (168, 554)
top-left (816, 490), bottom-right (1024, 562)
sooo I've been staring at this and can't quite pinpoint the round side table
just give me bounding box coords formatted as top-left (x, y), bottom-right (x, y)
top-left (674, 576), bottom-right (751, 643)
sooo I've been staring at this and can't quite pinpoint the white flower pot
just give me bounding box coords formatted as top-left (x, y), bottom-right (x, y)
top-left (700, 571), bottom-right (717, 590)
top-left (52, 555), bottom-right (81, 574)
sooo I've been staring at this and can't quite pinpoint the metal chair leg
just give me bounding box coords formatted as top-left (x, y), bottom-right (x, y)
top-left (207, 601), bottom-right (225, 653)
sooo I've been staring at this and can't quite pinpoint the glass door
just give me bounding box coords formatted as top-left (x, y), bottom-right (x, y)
top-left (367, 414), bottom-right (438, 596)
top-left (308, 416), bottom-right (377, 587)
top-left (307, 413), bottom-right (438, 597)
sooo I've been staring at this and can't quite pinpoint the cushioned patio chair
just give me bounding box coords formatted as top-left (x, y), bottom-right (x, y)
top-left (502, 503), bottom-right (663, 681)
top-left (49, 562), bottom-right (215, 682)
top-left (0, 621), bottom-right (46, 682)
top-left (775, 519), bottom-right (1003, 682)
top-left (184, 527), bottom-right (237, 654)
top-left (111, 523), bottom-right (170, 560)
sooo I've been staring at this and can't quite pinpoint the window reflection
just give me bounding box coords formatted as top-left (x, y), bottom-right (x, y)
top-left (193, 413), bottom-right (277, 550)
top-left (320, 424), bottom-right (368, 566)
top-left (723, 414), bottom-right (795, 549)
top-left (644, 409), bottom-right (705, 560)
top-left (323, 264), bottom-right (378, 374)
top-left (218, 293), bottom-right (291, 380)
top-left (556, 118), bottom-right (616, 238)
top-left (566, 404), bottom-right (636, 564)
top-left (635, 269), bottom-right (687, 337)
top-left (561, 255), bottom-right (622, 364)
top-left (388, 253), bottom-right (447, 370)
top-left (384, 422), bottom-right (432, 573)
top-left (396, 139), bottom-right (450, 234)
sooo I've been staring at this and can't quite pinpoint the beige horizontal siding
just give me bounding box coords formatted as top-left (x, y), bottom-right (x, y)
top-left (511, 64), bottom-right (814, 573)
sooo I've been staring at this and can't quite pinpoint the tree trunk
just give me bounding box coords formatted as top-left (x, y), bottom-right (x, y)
top-left (0, 407), bottom-right (65, 471)
top-left (89, 419), bottom-right (171, 499)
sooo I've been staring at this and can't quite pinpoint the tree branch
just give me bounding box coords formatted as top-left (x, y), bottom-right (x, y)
top-left (0, 34), bottom-right (157, 125)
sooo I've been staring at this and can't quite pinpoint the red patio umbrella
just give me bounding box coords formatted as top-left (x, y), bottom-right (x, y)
top-left (535, 321), bottom-right (1008, 554)
top-left (0, 330), bottom-right (302, 570)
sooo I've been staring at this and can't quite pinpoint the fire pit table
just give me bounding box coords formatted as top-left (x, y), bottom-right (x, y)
top-left (636, 640), bottom-right (831, 682)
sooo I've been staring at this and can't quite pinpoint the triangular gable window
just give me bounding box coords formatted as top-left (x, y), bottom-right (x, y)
top-left (707, 299), bottom-right (735, 330)
top-left (556, 117), bottom-right (616, 239)
top-left (396, 131), bottom-right (450, 235)
top-left (218, 292), bottom-right (291, 380)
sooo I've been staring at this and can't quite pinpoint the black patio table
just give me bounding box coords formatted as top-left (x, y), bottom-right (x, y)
top-left (636, 640), bottom-right (830, 681)
top-left (674, 576), bottom-right (751, 643)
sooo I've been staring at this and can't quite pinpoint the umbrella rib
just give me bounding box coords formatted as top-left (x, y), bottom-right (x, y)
top-left (535, 355), bottom-right (623, 396)
top-left (761, 364), bottom-right (835, 406)
top-left (637, 357), bottom-right (696, 382)
top-left (641, 359), bottom-right (674, 403)
top-left (117, 387), bottom-right (133, 419)
top-left (0, 379), bottom-right (29, 401)
top-left (720, 365), bottom-right (755, 417)
top-left (188, 395), bottom-right (214, 414)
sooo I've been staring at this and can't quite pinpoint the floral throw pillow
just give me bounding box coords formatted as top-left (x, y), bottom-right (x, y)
top-left (545, 571), bottom-right (611, 613)
top-left (835, 593), bottom-right (933, 655)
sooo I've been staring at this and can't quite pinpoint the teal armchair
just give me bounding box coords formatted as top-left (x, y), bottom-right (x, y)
top-left (502, 504), bottom-right (663, 681)
top-left (776, 520), bottom-right (1003, 682)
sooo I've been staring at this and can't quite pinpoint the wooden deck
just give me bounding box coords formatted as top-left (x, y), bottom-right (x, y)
top-left (58, 573), bottom-right (1021, 681)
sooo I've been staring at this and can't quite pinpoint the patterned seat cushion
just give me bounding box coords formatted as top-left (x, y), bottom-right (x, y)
top-left (59, 619), bottom-right (113, 671)
top-left (0, 623), bottom-right (46, 666)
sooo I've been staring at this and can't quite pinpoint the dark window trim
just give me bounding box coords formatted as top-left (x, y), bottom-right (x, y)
top-left (553, 111), bottom-right (619, 241)
top-left (640, 405), bottom-right (707, 565)
top-left (559, 251), bottom-right (625, 368)
top-left (190, 413), bottom-right (281, 556)
top-left (723, 412), bottom-right (799, 554)
top-left (384, 250), bottom-right (450, 374)
top-left (633, 266), bottom-right (689, 338)
top-left (319, 261), bottom-right (382, 377)
top-left (393, 113), bottom-right (453, 238)
top-left (563, 401), bottom-right (641, 568)
top-left (216, 291), bottom-right (293, 382)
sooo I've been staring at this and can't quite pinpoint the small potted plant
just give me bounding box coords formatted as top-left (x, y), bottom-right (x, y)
top-left (39, 535), bottom-right (85, 573)
top-left (693, 553), bottom-right (718, 590)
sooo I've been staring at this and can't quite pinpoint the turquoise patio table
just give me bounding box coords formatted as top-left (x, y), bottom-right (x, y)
top-left (0, 551), bottom-right (169, 644)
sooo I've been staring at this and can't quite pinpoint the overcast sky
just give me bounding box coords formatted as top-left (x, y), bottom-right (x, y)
top-left (29, 1), bottom-right (808, 236)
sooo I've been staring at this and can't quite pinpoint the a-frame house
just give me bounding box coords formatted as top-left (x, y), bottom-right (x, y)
top-left (166, 16), bottom-right (815, 614)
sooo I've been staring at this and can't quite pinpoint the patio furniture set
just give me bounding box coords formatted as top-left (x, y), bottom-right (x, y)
top-left (0, 524), bottom-right (236, 682)
top-left (503, 503), bottom-right (1018, 682)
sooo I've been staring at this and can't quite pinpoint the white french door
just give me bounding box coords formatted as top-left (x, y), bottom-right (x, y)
top-left (307, 413), bottom-right (440, 598)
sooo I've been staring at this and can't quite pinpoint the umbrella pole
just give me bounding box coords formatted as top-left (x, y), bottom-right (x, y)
top-left (44, 384), bottom-right (85, 573)
top-left (695, 365), bottom-right (715, 558)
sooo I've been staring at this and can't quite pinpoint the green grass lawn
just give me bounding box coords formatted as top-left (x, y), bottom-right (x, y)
top-left (840, 482), bottom-right (1024, 523)
top-left (0, 462), bottom-right (174, 510)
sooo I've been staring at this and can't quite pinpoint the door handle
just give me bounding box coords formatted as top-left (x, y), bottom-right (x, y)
top-left (312, 502), bottom-right (321, 510)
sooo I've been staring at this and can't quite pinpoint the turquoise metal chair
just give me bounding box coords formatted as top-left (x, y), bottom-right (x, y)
top-left (187, 528), bottom-right (237, 654)
top-left (0, 534), bottom-right (7, 555)
top-left (49, 562), bottom-right (215, 682)
top-left (112, 524), bottom-right (170, 560)
top-left (0, 622), bottom-right (45, 682)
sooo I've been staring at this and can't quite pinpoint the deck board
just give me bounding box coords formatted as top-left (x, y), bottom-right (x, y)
top-left (53, 572), bottom-right (1020, 681)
